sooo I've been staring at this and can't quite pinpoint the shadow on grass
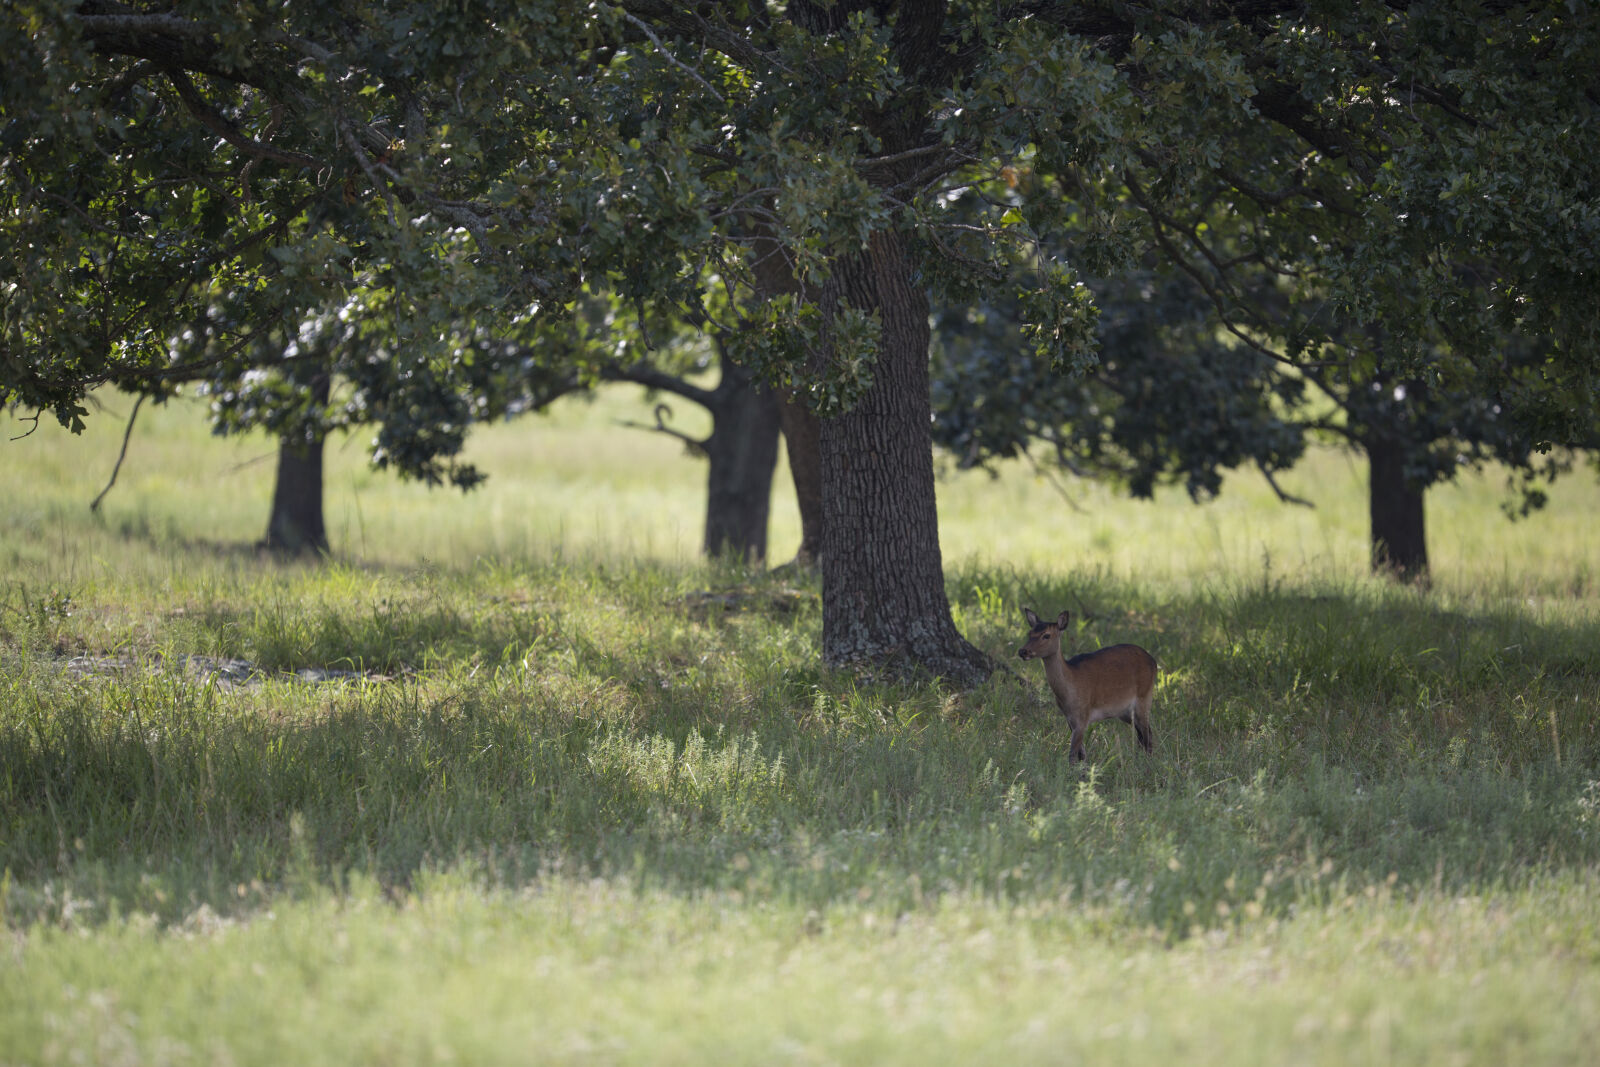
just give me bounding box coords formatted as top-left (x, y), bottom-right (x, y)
top-left (2, 564), bottom-right (1597, 935)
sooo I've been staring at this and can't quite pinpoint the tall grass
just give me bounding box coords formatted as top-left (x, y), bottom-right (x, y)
top-left (2, 393), bottom-right (1598, 1064)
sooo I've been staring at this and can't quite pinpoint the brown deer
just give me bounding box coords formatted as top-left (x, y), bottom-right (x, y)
top-left (1017, 608), bottom-right (1156, 762)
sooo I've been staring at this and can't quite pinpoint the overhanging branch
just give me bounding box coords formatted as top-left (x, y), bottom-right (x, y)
top-left (601, 362), bottom-right (719, 410)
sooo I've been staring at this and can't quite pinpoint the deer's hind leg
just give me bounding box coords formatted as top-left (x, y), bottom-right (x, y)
top-left (1132, 691), bottom-right (1154, 753)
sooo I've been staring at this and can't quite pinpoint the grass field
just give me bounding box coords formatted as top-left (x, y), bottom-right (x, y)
top-left (3, 389), bottom-right (1599, 1064)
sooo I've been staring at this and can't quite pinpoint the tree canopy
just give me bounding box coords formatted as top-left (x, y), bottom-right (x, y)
top-left (4, 1), bottom-right (591, 431)
top-left (929, 244), bottom-right (1598, 582)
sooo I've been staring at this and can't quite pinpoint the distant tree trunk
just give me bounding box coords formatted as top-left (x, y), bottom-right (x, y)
top-left (778, 396), bottom-right (824, 567)
top-left (818, 231), bottom-right (992, 685)
top-left (263, 371), bottom-right (329, 555)
top-left (608, 349), bottom-right (780, 562)
top-left (748, 215), bottom-right (825, 569)
top-left (1365, 432), bottom-right (1429, 583)
top-left (702, 359), bottom-right (781, 561)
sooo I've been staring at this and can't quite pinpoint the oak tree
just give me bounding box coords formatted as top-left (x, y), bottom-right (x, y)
top-left (7, 1), bottom-right (1599, 683)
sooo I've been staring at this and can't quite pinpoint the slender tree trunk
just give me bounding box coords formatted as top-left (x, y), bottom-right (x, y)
top-left (702, 359), bottom-right (781, 561)
top-left (1365, 433), bottom-right (1429, 583)
top-left (263, 372), bottom-right (330, 555)
top-left (748, 214), bottom-right (826, 569)
top-left (777, 396), bottom-right (824, 567)
top-left (818, 231), bottom-right (992, 685)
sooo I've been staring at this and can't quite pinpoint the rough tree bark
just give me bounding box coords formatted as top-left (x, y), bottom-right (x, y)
top-left (817, 231), bottom-right (992, 685)
top-left (1365, 432), bottom-right (1429, 583)
top-left (263, 370), bottom-right (330, 555)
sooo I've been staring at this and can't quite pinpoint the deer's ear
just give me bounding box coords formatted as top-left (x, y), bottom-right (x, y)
top-left (1056, 611), bottom-right (1071, 630)
top-left (1023, 607), bottom-right (1042, 628)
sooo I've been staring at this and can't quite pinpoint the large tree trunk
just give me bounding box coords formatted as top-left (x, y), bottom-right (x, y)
top-left (702, 359), bottom-right (781, 561)
top-left (1365, 433), bottom-right (1429, 583)
top-left (263, 372), bottom-right (329, 555)
top-left (818, 231), bottom-right (992, 685)
top-left (777, 396), bottom-right (824, 567)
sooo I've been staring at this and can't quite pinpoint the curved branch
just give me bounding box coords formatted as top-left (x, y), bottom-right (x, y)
top-left (617, 402), bottom-right (708, 456)
top-left (621, 12), bottom-right (726, 103)
top-left (617, 2), bottom-right (788, 77)
top-left (163, 67), bottom-right (323, 170)
top-left (601, 362), bottom-right (719, 409)
top-left (1256, 459), bottom-right (1313, 508)
top-left (1124, 169), bottom-right (1324, 372)
top-left (91, 394), bottom-right (146, 512)
top-left (8, 411), bottom-right (43, 442)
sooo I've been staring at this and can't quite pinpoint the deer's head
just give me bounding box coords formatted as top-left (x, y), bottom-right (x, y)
top-left (1017, 607), bottom-right (1071, 660)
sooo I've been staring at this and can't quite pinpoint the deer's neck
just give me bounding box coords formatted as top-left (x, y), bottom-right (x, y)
top-left (1041, 649), bottom-right (1076, 701)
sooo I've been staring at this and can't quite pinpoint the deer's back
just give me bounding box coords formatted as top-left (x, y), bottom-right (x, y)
top-left (1064, 643), bottom-right (1158, 703)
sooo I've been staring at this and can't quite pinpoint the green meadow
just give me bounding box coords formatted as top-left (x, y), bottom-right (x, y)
top-left (3, 390), bottom-right (1598, 1065)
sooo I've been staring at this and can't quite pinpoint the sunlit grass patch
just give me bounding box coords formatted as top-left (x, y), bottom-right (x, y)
top-left (4, 872), bottom-right (1598, 1065)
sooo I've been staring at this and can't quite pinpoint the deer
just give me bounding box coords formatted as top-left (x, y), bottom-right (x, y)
top-left (1017, 607), bottom-right (1157, 763)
